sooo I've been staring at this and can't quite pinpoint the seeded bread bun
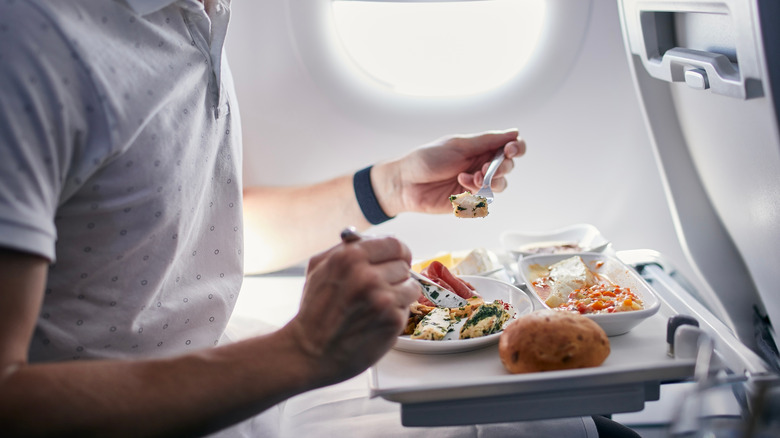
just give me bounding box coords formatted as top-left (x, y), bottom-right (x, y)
top-left (499, 310), bottom-right (610, 374)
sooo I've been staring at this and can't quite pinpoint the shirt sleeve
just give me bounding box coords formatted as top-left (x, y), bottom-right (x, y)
top-left (0, 1), bottom-right (104, 261)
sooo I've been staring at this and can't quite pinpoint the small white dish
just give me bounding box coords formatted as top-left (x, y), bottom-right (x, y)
top-left (394, 276), bottom-right (533, 354)
top-left (474, 266), bottom-right (505, 277)
top-left (517, 252), bottom-right (661, 336)
top-left (500, 223), bottom-right (611, 258)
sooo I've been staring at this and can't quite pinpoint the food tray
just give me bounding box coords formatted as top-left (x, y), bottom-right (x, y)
top-left (368, 292), bottom-right (695, 426)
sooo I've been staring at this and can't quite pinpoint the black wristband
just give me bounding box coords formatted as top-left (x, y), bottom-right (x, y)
top-left (353, 166), bottom-right (394, 225)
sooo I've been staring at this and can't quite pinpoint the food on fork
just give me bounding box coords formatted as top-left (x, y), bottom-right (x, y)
top-left (499, 310), bottom-right (610, 374)
top-left (449, 191), bottom-right (488, 218)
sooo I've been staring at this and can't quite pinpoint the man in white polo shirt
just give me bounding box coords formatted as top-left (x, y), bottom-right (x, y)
top-left (0, 1), bottom-right (637, 438)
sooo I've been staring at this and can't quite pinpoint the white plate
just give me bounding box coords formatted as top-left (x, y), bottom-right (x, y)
top-left (394, 276), bottom-right (533, 354)
top-left (500, 223), bottom-right (611, 258)
top-left (517, 252), bottom-right (661, 336)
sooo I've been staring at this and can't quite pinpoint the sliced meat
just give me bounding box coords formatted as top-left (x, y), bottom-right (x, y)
top-left (416, 261), bottom-right (479, 306)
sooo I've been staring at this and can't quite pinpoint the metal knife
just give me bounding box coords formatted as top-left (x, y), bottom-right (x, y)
top-left (408, 270), bottom-right (469, 309)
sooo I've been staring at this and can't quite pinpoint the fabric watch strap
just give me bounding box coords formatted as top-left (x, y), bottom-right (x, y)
top-left (353, 166), bottom-right (394, 225)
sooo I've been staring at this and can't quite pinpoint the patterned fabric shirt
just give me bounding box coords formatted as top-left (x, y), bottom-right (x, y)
top-left (0, 0), bottom-right (244, 362)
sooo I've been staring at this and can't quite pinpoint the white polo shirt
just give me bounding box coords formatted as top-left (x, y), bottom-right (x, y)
top-left (0, 0), bottom-right (244, 361)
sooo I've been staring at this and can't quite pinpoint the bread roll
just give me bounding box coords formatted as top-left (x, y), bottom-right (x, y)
top-left (499, 310), bottom-right (610, 374)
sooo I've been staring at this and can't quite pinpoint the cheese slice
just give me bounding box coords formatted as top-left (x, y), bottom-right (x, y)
top-left (451, 248), bottom-right (497, 275)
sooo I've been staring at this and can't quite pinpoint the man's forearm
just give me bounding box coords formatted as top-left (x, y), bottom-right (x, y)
top-left (0, 329), bottom-right (316, 437)
top-left (242, 174), bottom-right (373, 274)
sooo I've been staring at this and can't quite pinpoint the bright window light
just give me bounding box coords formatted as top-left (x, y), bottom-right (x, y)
top-left (331, 0), bottom-right (547, 97)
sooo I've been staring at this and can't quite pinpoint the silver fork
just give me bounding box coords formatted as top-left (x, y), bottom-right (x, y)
top-left (473, 147), bottom-right (505, 204)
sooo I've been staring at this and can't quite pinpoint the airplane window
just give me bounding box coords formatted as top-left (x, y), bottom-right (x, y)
top-left (331, 0), bottom-right (546, 97)
top-left (281, 0), bottom-right (590, 127)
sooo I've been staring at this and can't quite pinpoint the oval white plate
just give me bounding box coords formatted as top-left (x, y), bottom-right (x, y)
top-left (394, 276), bottom-right (533, 354)
top-left (500, 223), bottom-right (611, 258)
top-left (517, 252), bottom-right (661, 336)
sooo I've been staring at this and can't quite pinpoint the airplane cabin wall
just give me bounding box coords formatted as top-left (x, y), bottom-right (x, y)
top-left (225, 0), bottom-right (703, 290)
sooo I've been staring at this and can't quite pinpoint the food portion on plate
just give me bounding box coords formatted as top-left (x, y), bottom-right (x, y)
top-left (404, 261), bottom-right (517, 342)
top-left (529, 255), bottom-right (645, 314)
top-left (518, 253), bottom-right (661, 336)
top-left (412, 247), bottom-right (500, 277)
top-left (449, 191), bottom-right (488, 218)
top-left (409, 307), bottom-right (455, 341)
top-left (459, 300), bottom-right (515, 339)
top-left (499, 310), bottom-right (610, 374)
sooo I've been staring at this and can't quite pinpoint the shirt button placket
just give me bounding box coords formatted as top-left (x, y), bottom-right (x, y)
top-left (184, 9), bottom-right (220, 115)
